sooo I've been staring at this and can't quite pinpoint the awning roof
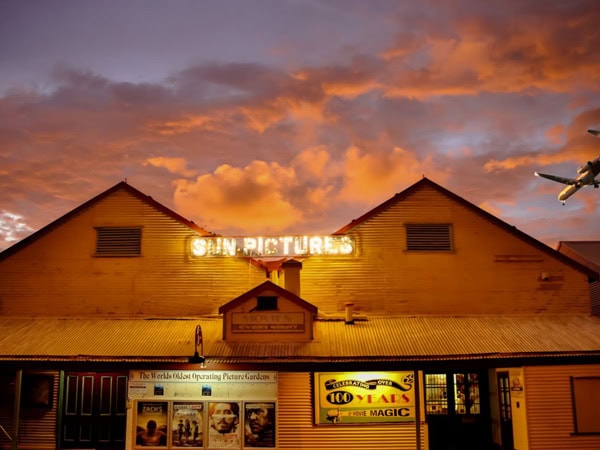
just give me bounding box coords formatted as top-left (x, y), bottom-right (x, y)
top-left (1, 315), bottom-right (599, 363)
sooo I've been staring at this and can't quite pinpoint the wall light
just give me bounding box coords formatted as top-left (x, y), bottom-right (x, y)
top-left (188, 324), bottom-right (205, 366)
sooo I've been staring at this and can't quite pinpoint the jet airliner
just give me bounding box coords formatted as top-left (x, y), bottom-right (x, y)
top-left (534, 129), bottom-right (600, 204)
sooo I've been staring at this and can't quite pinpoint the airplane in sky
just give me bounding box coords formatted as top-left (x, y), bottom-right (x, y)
top-left (535, 129), bottom-right (600, 204)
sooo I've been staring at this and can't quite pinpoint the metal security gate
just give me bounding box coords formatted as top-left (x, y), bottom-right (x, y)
top-left (61, 372), bottom-right (127, 450)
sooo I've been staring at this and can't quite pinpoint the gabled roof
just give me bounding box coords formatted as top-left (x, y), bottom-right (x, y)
top-left (334, 177), bottom-right (599, 281)
top-left (557, 241), bottom-right (600, 274)
top-left (0, 181), bottom-right (214, 261)
top-left (218, 280), bottom-right (318, 315)
top-left (1, 315), bottom-right (599, 363)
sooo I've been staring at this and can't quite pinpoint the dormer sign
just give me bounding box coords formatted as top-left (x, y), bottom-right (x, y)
top-left (219, 281), bottom-right (318, 342)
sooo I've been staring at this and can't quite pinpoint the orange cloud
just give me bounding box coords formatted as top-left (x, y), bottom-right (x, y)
top-left (170, 144), bottom-right (438, 235)
top-left (145, 114), bottom-right (217, 135)
top-left (238, 91), bottom-right (329, 133)
top-left (321, 80), bottom-right (382, 98)
top-left (383, 5), bottom-right (600, 98)
top-left (144, 157), bottom-right (196, 177)
top-left (293, 55), bottom-right (384, 100)
top-left (483, 154), bottom-right (559, 172)
top-left (477, 201), bottom-right (502, 217)
top-left (173, 161), bottom-right (303, 234)
top-left (292, 146), bottom-right (331, 179)
top-left (338, 146), bottom-right (427, 204)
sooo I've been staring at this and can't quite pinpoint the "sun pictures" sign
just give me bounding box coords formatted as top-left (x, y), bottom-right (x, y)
top-left (191, 235), bottom-right (354, 257)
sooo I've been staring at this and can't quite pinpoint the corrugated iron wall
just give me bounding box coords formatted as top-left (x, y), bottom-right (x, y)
top-left (524, 364), bottom-right (600, 450)
top-left (0, 190), bottom-right (267, 318)
top-left (18, 371), bottom-right (59, 450)
top-left (1, 183), bottom-right (593, 320)
top-left (299, 185), bottom-right (592, 315)
top-left (278, 372), bottom-right (420, 450)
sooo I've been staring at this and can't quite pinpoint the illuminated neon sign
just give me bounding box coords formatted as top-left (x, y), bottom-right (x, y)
top-left (190, 235), bottom-right (354, 257)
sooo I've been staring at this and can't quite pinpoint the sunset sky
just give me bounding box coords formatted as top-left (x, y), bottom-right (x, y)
top-left (1, 0), bottom-right (600, 252)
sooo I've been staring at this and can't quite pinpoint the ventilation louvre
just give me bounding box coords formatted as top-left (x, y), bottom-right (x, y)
top-left (95, 226), bottom-right (142, 256)
top-left (406, 224), bottom-right (452, 251)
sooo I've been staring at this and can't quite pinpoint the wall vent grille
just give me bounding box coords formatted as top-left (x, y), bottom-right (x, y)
top-left (95, 226), bottom-right (142, 256)
top-left (406, 223), bottom-right (452, 251)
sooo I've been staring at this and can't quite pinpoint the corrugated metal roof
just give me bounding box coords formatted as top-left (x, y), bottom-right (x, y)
top-left (0, 315), bottom-right (599, 363)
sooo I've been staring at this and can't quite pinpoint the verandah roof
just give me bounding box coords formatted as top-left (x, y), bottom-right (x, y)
top-left (1, 314), bottom-right (599, 363)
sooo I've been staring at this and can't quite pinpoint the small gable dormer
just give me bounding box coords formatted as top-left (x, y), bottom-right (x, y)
top-left (218, 280), bottom-right (318, 342)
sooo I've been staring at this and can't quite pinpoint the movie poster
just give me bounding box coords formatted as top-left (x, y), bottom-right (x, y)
top-left (244, 402), bottom-right (276, 448)
top-left (136, 401), bottom-right (168, 447)
top-left (207, 401), bottom-right (241, 448)
top-left (172, 402), bottom-right (204, 448)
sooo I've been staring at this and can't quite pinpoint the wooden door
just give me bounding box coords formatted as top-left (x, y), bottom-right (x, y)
top-left (497, 371), bottom-right (514, 450)
top-left (61, 372), bottom-right (127, 450)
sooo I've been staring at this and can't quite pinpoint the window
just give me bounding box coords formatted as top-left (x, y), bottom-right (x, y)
top-left (425, 374), bottom-right (448, 415)
top-left (571, 376), bottom-right (600, 434)
top-left (405, 224), bottom-right (452, 251)
top-left (425, 372), bottom-right (481, 415)
top-left (95, 226), bottom-right (142, 257)
top-left (454, 373), bottom-right (480, 414)
top-left (256, 296), bottom-right (278, 311)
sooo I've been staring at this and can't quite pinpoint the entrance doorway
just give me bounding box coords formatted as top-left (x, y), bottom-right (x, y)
top-left (61, 372), bottom-right (128, 450)
top-left (425, 371), bottom-right (492, 450)
top-left (497, 371), bottom-right (514, 450)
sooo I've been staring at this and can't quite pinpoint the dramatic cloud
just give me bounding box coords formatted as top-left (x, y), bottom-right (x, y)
top-left (174, 161), bottom-right (303, 234)
top-left (1, 0), bottom-right (600, 251)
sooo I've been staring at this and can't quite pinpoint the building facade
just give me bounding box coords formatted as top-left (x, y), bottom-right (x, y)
top-left (0, 178), bottom-right (599, 450)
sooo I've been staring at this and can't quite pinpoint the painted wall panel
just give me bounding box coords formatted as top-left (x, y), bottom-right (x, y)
top-left (525, 364), bottom-right (600, 450)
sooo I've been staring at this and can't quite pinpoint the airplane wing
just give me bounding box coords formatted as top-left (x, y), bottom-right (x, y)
top-left (534, 172), bottom-right (579, 186)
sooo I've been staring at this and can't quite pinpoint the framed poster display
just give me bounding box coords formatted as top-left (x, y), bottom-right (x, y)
top-left (244, 402), bottom-right (276, 448)
top-left (129, 371), bottom-right (278, 449)
top-left (172, 402), bottom-right (203, 447)
top-left (136, 401), bottom-right (168, 447)
top-left (208, 401), bottom-right (241, 448)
